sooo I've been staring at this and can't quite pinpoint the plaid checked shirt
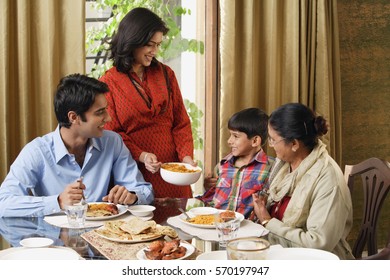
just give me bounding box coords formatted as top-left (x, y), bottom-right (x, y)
top-left (197, 150), bottom-right (274, 218)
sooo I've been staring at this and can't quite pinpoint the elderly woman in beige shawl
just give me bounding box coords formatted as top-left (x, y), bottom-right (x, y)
top-left (253, 103), bottom-right (354, 259)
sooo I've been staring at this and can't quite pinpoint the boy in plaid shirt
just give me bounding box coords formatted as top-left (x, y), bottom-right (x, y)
top-left (196, 108), bottom-right (274, 218)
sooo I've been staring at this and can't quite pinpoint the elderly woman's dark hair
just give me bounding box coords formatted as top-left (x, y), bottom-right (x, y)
top-left (269, 103), bottom-right (328, 150)
top-left (228, 107), bottom-right (269, 146)
top-left (54, 74), bottom-right (109, 128)
top-left (108, 7), bottom-right (169, 73)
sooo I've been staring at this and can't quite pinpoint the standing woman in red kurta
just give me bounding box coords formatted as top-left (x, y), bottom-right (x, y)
top-left (100, 7), bottom-right (195, 198)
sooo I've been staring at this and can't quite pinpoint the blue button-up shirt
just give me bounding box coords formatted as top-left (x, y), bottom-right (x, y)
top-left (0, 126), bottom-right (154, 217)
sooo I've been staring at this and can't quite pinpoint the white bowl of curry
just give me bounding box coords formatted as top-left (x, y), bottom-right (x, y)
top-left (160, 162), bottom-right (202, 186)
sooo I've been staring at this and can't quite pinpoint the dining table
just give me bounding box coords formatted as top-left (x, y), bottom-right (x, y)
top-left (0, 198), bottom-right (299, 260)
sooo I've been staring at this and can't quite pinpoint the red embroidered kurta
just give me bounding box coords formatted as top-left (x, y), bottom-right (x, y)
top-left (100, 63), bottom-right (194, 198)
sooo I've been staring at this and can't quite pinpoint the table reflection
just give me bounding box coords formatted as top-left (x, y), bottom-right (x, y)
top-left (0, 198), bottom-right (299, 259)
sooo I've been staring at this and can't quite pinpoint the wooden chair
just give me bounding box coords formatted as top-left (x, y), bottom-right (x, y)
top-left (344, 157), bottom-right (390, 259)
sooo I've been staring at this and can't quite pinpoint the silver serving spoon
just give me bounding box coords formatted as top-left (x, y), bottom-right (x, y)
top-left (178, 207), bottom-right (191, 221)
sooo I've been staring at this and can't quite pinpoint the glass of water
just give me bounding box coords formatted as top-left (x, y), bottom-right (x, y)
top-left (64, 201), bottom-right (88, 228)
top-left (214, 214), bottom-right (241, 247)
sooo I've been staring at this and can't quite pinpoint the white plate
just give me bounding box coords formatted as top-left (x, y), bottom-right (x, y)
top-left (179, 210), bottom-right (245, 229)
top-left (0, 247), bottom-right (80, 260)
top-left (188, 207), bottom-right (219, 217)
top-left (94, 225), bottom-right (162, 244)
top-left (19, 237), bottom-right (54, 248)
top-left (266, 247), bottom-right (340, 260)
top-left (136, 242), bottom-right (195, 260)
top-left (86, 202), bottom-right (127, 221)
top-left (196, 250), bottom-right (227, 260)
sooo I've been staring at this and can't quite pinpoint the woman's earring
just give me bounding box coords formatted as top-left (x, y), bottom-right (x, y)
top-left (292, 148), bottom-right (297, 152)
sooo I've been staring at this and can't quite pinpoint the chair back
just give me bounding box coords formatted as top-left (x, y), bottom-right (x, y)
top-left (344, 158), bottom-right (390, 259)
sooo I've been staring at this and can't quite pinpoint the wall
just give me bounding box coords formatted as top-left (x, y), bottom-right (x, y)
top-left (338, 0), bottom-right (390, 249)
top-left (338, 0), bottom-right (389, 166)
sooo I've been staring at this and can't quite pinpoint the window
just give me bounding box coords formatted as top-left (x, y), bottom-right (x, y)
top-left (85, 0), bottom-right (214, 195)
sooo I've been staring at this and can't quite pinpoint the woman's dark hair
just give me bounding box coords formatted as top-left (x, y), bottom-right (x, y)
top-left (269, 103), bottom-right (328, 151)
top-left (108, 7), bottom-right (169, 73)
top-left (54, 74), bottom-right (109, 128)
top-left (228, 108), bottom-right (269, 146)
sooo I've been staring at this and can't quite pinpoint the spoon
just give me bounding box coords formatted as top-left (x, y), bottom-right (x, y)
top-left (178, 207), bottom-right (191, 221)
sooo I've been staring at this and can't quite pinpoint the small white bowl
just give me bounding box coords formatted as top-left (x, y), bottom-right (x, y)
top-left (20, 237), bottom-right (54, 248)
top-left (128, 205), bottom-right (156, 217)
top-left (188, 207), bottom-right (219, 217)
top-left (160, 162), bottom-right (202, 185)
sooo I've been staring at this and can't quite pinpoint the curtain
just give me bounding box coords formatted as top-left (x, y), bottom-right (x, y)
top-left (0, 0), bottom-right (85, 181)
top-left (219, 0), bottom-right (342, 163)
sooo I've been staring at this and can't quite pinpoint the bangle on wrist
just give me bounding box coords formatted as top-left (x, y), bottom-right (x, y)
top-left (143, 153), bottom-right (149, 163)
top-left (261, 219), bottom-right (270, 226)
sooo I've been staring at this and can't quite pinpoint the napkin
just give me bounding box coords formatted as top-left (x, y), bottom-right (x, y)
top-left (167, 214), bottom-right (269, 242)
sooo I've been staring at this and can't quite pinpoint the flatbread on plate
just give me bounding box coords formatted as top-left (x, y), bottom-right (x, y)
top-left (156, 226), bottom-right (178, 238)
top-left (119, 217), bottom-right (157, 235)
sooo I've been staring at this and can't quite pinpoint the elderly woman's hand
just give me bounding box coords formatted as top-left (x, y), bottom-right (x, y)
top-left (252, 193), bottom-right (272, 224)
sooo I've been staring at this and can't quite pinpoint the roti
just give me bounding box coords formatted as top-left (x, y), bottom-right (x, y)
top-left (95, 220), bottom-right (133, 240)
top-left (94, 218), bottom-right (178, 242)
top-left (120, 217), bottom-right (157, 235)
top-left (156, 225), bottom-right (178, 238)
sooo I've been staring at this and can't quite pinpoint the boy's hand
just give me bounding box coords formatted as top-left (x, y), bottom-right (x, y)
top-left (204, 173), bottom-right (217, 191)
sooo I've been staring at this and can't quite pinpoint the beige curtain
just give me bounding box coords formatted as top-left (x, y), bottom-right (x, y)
top-left (0, 0), bottom-right (85, 181)
top-left (219, 0), bottom-right (342, 163)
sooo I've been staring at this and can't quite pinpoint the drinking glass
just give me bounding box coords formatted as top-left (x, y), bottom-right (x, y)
top-left (64, 201), bottom-right (88, 228)
top-left (214, 214), bottom-right (240, 247)
top-left (226, 237), bottom-right (270, 260)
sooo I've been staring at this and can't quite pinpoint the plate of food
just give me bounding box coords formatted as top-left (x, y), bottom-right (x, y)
top-left (86, 202), bottom-right (127, 221)
top-left (179, 210), bottom-right (245, 229)
top-left (136, 239), bottom-right (195, 260)
top-left (94, 217), bottom-right (178, 244)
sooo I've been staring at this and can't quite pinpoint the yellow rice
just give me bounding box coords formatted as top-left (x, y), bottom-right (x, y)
top-left (188, 214), bottom-right (215, 225)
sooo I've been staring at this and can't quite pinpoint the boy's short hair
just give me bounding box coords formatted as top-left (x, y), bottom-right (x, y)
top-left (228, 107), bottom-right (269, 145)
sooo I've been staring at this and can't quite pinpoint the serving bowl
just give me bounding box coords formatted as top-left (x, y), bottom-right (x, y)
top-left (160, 162), bottom-right (202, 185)
top-left (128, 205), bottom-right (156, 217)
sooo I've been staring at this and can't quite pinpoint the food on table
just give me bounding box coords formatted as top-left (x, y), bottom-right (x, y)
top-left (187, 214), bottom-right (215, 225)
top-left (96, 220), bottom-right (133, 240)
top-left (219, 210), bottom-right (236, 221)
top-left (94, 217), bottom-right (178, 241)
top-left (87, 203), bottom-right (119, 217)
top-left (144, 239), bottom-right (187, 260)
top-left (156, 225), bottom-right (178, 238)
top-left (161, 163), bottom-right (198, 173)
top-left (120, 219), bottom-right (157, 235)
top-left (187, 210), bottom-right (236, 225)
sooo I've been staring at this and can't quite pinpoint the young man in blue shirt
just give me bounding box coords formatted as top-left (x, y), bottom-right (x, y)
top-left (0, 74), bottom-right (153, 217)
